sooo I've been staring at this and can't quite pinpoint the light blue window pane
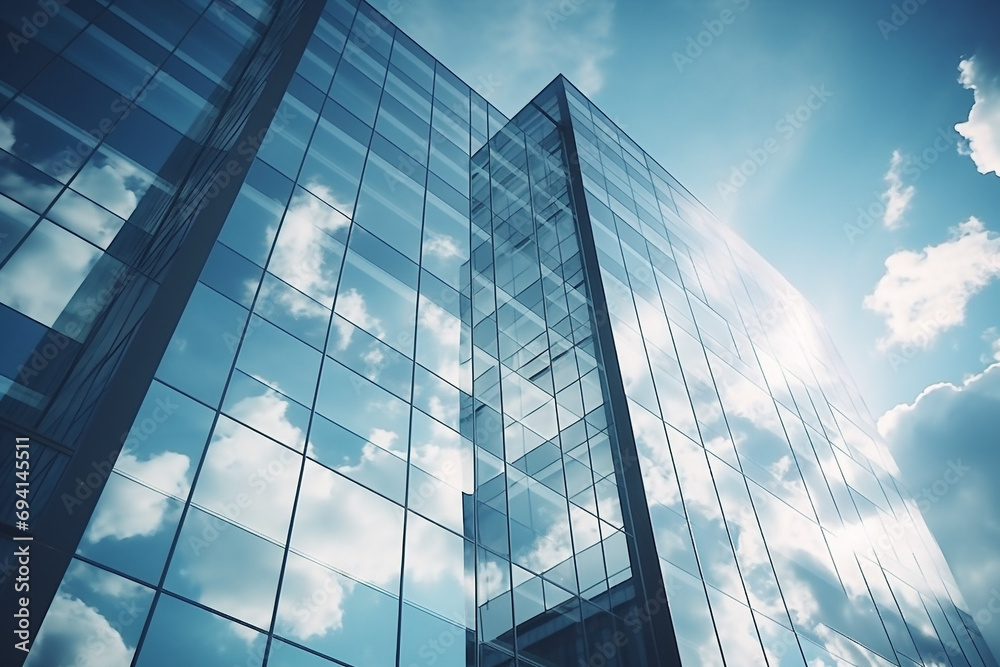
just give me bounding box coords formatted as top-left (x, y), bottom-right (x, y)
top-left (269, 186), bottom-right (349, 308)
top-left (222, 370), bottom-right (311, 451)
top-left (275, 551), bottom-right (399, 666)
top-left (164, 506), bottom-right (284, 630)
top-left (315, 358), bottom-right (410, 450)
top-left (235, 314), bottom-right (322, 406)
top-left (289, 460), bottom-right (404, 592)
top-left (191, 415), bottom-right (301, 543)
top-left (47, 188), bottom-right (125, 249)
top-left (77, 472), bottom-right (183, 585)
top-left (25, 559), bottom-right (154, 667)
top-left (403, 512), bottom-right (467, 625)
top-left (0, 219), bottom-right (101, 329)
top-left (135, 593), bottom-right (266, 667)
top-left (155, 282), bottom-right (247, 407)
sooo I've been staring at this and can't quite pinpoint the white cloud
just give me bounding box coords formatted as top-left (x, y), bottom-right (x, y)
top-left (191, 408), bottom-right (301, 544)
top-left (0, 116), bottom-right (15, 152)
top-left (956, 56), bottom-right (1000, 177)
top-left (85, 568), bottom-right (148, 601)
top-left (267, 184), bottom-right (350, 307)
top-left (863, 217), bottom-right (1000, 350)
top-left (423, 234), bottom-right (462, 259)
top-left (275, 553), bottom-right (350, 640)
top-left (0, 221), bottom-right (101, 328)
top-left (86, 469), bottom-right (184, 543)
top-left (71, 151), bottom-right (154, 220)
top-left (0, 167), bottom-right (61, 212)
top-left (25, 594), bottom-right (133, 667)
top-left (881, 149), bottom-right (915, 229)
top-left (333, 288), bottom-right (384, 350)
top-left (409, 411), bottom-right (472, 493)
top-left (227, 386), bottom-right (306, 447)
top-left (980, 327), bottom-right (1000, 363)
top-left (877, 361), bottom-right (1000, 659)
top-left (291, 461), bottom-right (404, 590)
top-left (417, 297), bottom-right (462, 386)
top-left (113, 449), bottom-right (191, 499)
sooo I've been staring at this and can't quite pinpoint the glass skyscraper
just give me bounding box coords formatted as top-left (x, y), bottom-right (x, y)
top-left (0, 0), bottom-right (995, 666)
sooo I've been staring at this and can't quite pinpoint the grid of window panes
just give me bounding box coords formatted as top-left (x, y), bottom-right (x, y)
top-left (467, 85), bottom-right (657, 666)
top-left (0, 0), bottom-right (297, 607)
top-left (0, 0), bottom-right (279, 414)
top-left (22, 0), bottom-right (519, 665)
top-left (560, 79), bottom-right (998, 667)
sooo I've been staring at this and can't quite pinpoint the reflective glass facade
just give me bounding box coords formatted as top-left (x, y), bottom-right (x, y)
top-left (0, 1), bottom-right (996, 666)
top-left (558, 81), bottom-right (998, 667)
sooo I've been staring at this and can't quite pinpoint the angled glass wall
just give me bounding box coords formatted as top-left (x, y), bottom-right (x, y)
top-left (1, 1), bottom-right (318, 664)
top-left (557, 78), bottom-right (998, 667)
top-left (465, 81), bottom-right (673, 666)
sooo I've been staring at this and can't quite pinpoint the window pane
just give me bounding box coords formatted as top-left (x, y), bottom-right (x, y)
top-left (77, 472), bottom-right (183, 585)
top-left (253, 272), bottom-right (330, 350)
top-left (164, 506), bottom-right (284, 630)
top-left (353, 150), bottom-right (425, 261)
top-left (135, 593), bottom-right (265, 667)
top-left (47, 188), bottom-right (126, 249)
top-left (235, 315), bottom-right (322, 406)
top-left (266, 187), bottom-right (349, 307)
top-left (69, 147), bottom-right (160, 221)
top-left (199, 242), bottom-right (263, 308)
top-left (328, 312), bottom-right (413, 400)
top-left (25, 559), bottom-right (154, 667)
top-left (290, 460), bottom-right (404, 592)
top-left (222, 370), bottom-right (311, 451)
top-left (116, 379), bottom-right (214, 499)
top-left (191, 416), bottom-right (301, 543)
top-left (403, 512), bottom-right (468, 624)
top-left (0, 219), bottom-right (101, 328)
top-left (315, 359), bottom-right (410, 457)
top-left (308, 412), bottom-right (407, 503)
top-left (155, 283), bottom-right (247, 407)
top-left (298, 103), bottom-right (370, 216)
top-left (0, 195), bottom-right (38, 263)
top-left (275, 551), bottom-right (399, 667)
top-left (334, 243), bottom-right (417, 357)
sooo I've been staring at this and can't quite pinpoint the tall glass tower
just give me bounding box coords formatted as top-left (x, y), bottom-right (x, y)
top-left (0, 1), bottom-right (995, 666)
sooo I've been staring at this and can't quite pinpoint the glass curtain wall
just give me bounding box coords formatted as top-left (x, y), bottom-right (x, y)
top-left (20, 0), bottom-right (509, 665)
top-left (558, 77), bottom-right (997, 667)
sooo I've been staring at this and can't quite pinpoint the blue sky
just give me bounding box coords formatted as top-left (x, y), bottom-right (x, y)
top-left (371, 0), bottom-right (1000, 658)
